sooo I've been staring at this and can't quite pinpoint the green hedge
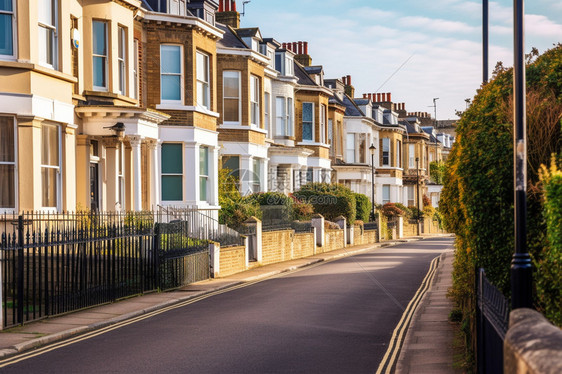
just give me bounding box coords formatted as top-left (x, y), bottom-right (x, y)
top-left (354, 193), bottom-right (371, 222)
top-left (537, 158), bottom-right (562, 326)
top-left (295, 183), bottom-right (356, 224)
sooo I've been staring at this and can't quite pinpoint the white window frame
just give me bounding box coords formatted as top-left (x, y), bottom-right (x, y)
top-left (196, 51), bottom-right (210, 110)
top-left (40, 123), bottom-right (62, 212)
top-left (117, 26), bottom-right (127, 96)
top-left (38, 0), bottom-right (58, 69)
top-left (92, 20), bottom-right (108, 91)
top-left (264, 92), bottom-right (271, 137)
top-left (287, 97), bottom-right (293, 136)
top-left (252, 158), bottom-right (261, 193)
top-left (133, 39), bottom-right (139, 100)
top-left (409, 144), bottom-right (415, 168)
top-left (320, 104), bottom-right (326, 144)
top-left (396, 140), bottom-right (402, 168)
top-left (382, 185), bottom-right (391, 205)
top-left (117, 144), bottom-right (125, 210)
top-left (250, 75), bottom-right (260, 127)
top-left (302, 102), bottom-right (314, 142)
top-left (161, 143), bottom-right (184, 202)
top-left (223, 70), bottom-right (241, 125)
top-left (0, 116), bottom-right (17, 212)
top-left (275, 96), bottom-right (286, 136)
top-left (381, 138), bottom-right (390, 167)
top-left (346, 133), bottom-right (355, 163)
top-left (0, 0), bottom-right (16, 59)
top-left (160, 44), bottom-right (183, 104)
top-left (199, 146), bottom-right (209, 202)
top-left (407, 186), bottom-right (415, 207)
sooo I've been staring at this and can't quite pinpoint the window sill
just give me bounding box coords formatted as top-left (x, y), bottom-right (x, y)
top-left (156, 103), bottom-right (220, 118)
top-left (297, 141), bottom-right (329, 148)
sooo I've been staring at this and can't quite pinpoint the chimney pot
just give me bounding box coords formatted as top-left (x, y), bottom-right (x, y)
top-left (293, 42), bottom-right (298, 53)
top-left (226, 0), bottom-right (230, 11)
top-left (304, 42), bottom-right (308, 55)
top-left (363, 93), bottom-right (367, 99)
top-left (219, 0), bottom-right (223, 12)
top-left (347, 75), bottom-right (351, 85)
top-left (298, 41), bottom-right (303, 55)
top-left (388, 93), bottom-right (392, 102)
top-left (367, 93), bottom-right (372, 100)
top-left (232, 0), bottom-right (237, 12)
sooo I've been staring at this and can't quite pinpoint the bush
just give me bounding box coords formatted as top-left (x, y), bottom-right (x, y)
top-left (537, 157), bottom-right (562, 326)
top-left (430, 161), bottom-right (446, 184)
top-left (422, 194), bottom-right (431, 207)
top-left (354, 193), bottom-right (371, 222)
top-left (291, 195), bottom-right (315, 221)
top-left (408, 206), bottom-right (423, 221)
top-left (382, 203), bottom-right (404, 218)
top-left (394, 203), bottom-right (411, 217)
top-left (295, 183), bottom-right (356, 224)
top-left (248, 192), bottom-right (293, 225)
top-left (219, 169), bottom-right (262, 230)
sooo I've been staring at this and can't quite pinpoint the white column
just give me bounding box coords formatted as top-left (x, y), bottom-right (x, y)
top-left (313, 167), bottom-right (322, 183)
top-left (268, 163), bottom-right (278, 192)
top-left (129, 136), bottom-right (143, 211)
top-left (149, 140), bottom-right (161, 209)
top-left (104, 138), bottom-right (120, 211)
top-left (240, 155), bottom-right (252, 196)
top-left (185, 143), bottom-right (199, 206)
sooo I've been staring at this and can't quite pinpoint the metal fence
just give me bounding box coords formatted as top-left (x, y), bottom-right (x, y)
top-left (363, 222), bottom-right (379, 231)
top-left (0, 209), bottom-right (240, 328)
top-left (476, 268), bottom-right (510, 374)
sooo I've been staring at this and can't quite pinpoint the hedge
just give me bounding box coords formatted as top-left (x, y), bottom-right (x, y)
top-left (295, 183), bottom-right (356, 224)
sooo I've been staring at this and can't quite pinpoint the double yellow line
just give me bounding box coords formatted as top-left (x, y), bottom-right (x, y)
top-left (0, 260), bottom-right (330, 369)
top-left (375, 255), bottom-right (441, 374)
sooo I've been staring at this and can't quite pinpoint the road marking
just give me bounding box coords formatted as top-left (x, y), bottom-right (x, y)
top-left (375, 255), bottom-right (440, 374)
top-left (0, 259), bottom-right (332, 368)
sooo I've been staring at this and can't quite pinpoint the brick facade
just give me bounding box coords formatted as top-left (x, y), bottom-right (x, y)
top-left (219, 245), bottom-right (246, 277)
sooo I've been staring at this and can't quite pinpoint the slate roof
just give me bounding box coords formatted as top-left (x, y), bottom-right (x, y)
top-left (236, 27), bottom-right (261, 39)
top-left (330, 93), bottom-right (364, 117)
top-left (294, 62), bottom-right (318, 87)
top-left (216, 23), bottom-right (248, 49)
top-left (304, 66), bottom-right (323, 75)
top-left (354, 98), bottom-right (370, 106)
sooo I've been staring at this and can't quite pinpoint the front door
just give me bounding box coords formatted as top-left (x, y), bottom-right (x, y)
top-left (90, 163), bottom-right (99, 211)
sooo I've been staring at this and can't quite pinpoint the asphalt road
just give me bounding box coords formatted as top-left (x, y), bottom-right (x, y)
top-left (3, 237), bottom-right (454, 374)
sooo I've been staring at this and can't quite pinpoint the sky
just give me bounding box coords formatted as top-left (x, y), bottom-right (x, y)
top-left (239, 0), bottom-right (562, 120)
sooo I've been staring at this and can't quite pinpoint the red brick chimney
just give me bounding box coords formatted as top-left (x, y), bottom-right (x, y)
top-left (217, 0), bottom-right (240, 28)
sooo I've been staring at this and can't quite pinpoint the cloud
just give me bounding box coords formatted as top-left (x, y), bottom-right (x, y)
top-left (525, 14), bottom-right (562, 37)
top-left (350, 7), bottom-right (396, 20)
top-left (398, 16), bottom-right (478, 34)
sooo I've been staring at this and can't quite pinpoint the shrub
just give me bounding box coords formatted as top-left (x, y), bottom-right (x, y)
top-left (422, 194), bottom-right (431, 207)
top-left (354, 193), bottom-right (371, 222)
top-left (408, 206), bottom-right (423, 221)
top-left (295, 183), bottom-right (357, 224)
top-left (219, 168), bottom-right (261, 230)
top-left (537, 156), bottom-right (562, 326)
top-left (430, 161), bottom-right (446, 184)
top-left (291, 195), bottom-right (315, 221)
top-left (394, 203), bottom-right (411, 217)
top-left (382, 203), bottom-right (404, 218)
top-left (248, 192), bottom-right (293, 225)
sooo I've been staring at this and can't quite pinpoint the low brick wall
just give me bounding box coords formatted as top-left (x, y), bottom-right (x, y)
top-left (293, 232), bottom-right (315, 259)
top-left (262, 230), bottom-right (293, 265)
top-left (219, 245), bottom-right (246, 277)
top-left (403, 221), bottom-right (418, 237)
top-left (363, 229), bottom-right (378, 244)
top-left (353, 225), bottom-right (365, 245)
top-left (324, 229), bottom-right (345, 253)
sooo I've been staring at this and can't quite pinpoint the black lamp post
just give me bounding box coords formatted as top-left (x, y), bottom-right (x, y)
top-left (370, 144), bottom-right (376, 222)
top-left (511, 0), bottom-right (532, 310)
top-left (416, 157), bottom-right (420, 236)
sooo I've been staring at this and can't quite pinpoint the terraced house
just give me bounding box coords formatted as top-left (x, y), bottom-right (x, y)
top-left (214, 6), bottom-right (269, 195)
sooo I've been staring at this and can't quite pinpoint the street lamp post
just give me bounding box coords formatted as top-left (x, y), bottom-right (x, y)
top-left (416, 157), bottom-right (420, 236)
top-left (370, 144), bottom-right (377, 222)
top-left (483, 0), bottom-right (489, 83)
top-left (511, 0), bottom-right (532, 310)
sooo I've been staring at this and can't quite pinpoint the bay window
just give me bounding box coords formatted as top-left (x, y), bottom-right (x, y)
top-left (275, 97), bottom-right (286, 136)
top-left (92, 21), bottom-right (108, 90)
top-left (41, 124), bottom-right (60, 209)
top-left (287, 98), bottom-right (293, 136)
top-left (250, 75), bottom-right (260, 126)
top-left (382, 185), bottom-right (390, 205)
top-left (407, 186), bottom-right (415, 207)
top-left (409, 144), bottom-right (415, 168)
top-left (196, 51), bottom-right (210, 109)
top-left (161, 143), bottom-right (183, 201)
top-left (133, 39), bottom-right (139, 100)
top-left (223, 71), bottom-right (240, 123)
top-left (264, 92), bottom-right (270, 136)
top-left (160, 45), bottom-right (182, 102)
top-left (396, 140), bottom-right (402, 168)
top-left (302, 102), bottom-right (314, 141)
top-left (0, 0), bottom-right (14, 56)
top-left (0, 117), bottom-right (15, 209)
top-left (346, 133), bottom-right (355, 163)
top-left (252, 158), bottom-right (261, 193)
top-left (38, 0), bottom-right (58, 68)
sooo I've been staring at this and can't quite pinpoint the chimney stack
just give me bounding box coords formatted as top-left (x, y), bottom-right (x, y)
top-left (304, 42), bottom-right (308, 55)
top-left (368, 93), bottom-right (372, 100)
top-left (388, 93), bottom-right (392, 102)
top-left (216, 0), bottom-right (240, 28)
top-left (347, 75), bottom-right (351, 85)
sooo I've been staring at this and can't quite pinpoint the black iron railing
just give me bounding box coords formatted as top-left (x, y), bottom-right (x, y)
top-left (0, 209), bottom-right (239, 328)
top-left (476, 268), bottom-right (510, 374)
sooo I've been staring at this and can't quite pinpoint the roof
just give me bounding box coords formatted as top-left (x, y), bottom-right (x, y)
top-left (331, 93), bottom-right (365, 117)
top-left (216, 23), bottom-right (248, 49)
top-left (304, 66), bottom-right (323, 75)
top-left (294, 62), bottom-right (318, 87)
top-left (400, 120), bottom-right (419, 134)
top-left (235, 27), bottom-right (262, 40)
top-left (354, 98), bottom-right (370, 106)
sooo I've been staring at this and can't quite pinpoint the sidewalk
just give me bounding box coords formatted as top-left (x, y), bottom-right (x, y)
top-left (0, 235), bottom-right (454, 364)
top-left (396, 249), bottom-right (462, 374)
